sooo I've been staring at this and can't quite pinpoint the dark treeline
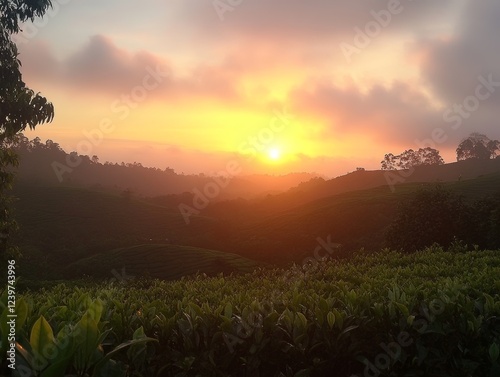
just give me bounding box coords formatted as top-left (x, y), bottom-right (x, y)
top-left (10, 135), bottom-right (316, 199)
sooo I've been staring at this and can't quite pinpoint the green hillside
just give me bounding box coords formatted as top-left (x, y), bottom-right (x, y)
top-left (212, 171), bottom-right (500, 263)
top-left (63, 244), bottom-right (262, 280)
top-left (11, 184), bottom-right (219, 278)
top-left (11, 170), bottom-right (500, 278)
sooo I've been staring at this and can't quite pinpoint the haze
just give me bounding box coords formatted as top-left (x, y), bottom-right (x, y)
top-left (16, 0), bottom-right (500, 176)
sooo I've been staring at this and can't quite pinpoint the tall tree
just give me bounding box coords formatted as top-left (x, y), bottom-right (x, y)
top-left (1, 0), bottom-right (55, 256)
top-left (456, 133), bottom-right (500, 161)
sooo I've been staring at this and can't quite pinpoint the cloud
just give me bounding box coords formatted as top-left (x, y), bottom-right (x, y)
top-left (177, 0), bottom-right (454, 43)
top-left (289, 79), bottom-right (444, 145)
top-left (416, 0), bottom-right (500, 140)
top-left (19, 34), bottom-right (245, 104)
top-left (64, 35), bottom-right (172, 93)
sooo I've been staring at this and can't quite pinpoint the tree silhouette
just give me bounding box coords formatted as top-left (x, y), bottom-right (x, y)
top-left (381, 148), bottom-right (445, 170)
top-left (1, 0), bottom-right (55, 256)
top-left (456, 133), bottom-right (500, 161)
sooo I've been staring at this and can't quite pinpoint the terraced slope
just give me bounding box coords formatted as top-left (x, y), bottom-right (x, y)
top-left (64, 244), bottom-right (263, 280)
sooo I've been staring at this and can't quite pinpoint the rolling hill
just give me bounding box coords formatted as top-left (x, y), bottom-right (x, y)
top-left (251, 158), bottom-right (500, 214)
top-left (63, 244), bottom-right (262, 280)
top-left (11, 183), bottom-right (220, 279)
top-left (11, 162), bottom-right (500, 279)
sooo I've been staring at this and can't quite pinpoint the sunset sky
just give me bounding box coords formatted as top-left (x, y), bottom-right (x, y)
top-left (16, 0), bottom-right (500, 177)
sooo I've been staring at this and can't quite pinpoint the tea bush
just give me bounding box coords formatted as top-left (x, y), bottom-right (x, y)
top-left (2, 248), bottom-right (500, 376)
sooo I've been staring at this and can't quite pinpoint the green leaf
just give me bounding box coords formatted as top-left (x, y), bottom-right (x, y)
top-left (30, 316), bottom-right (55, 361)
top-left (132, 326), bottom-right (145, 340)
top-left (73, 311), bottom-right (100, 371)
top-left (294, 368), bottom-right (310, 377)
top-left (93, 337), bottom-right (158, 376)
top-left (296, 313), bottom-right (307, 329)
top-left (88, 299), bottom-right (104, 324)
top-left (407, 315), bottom-right (415, 326)
top-left (490, 343), bottom-right (499, 362)
top-left (319, 298), bottom-right (329, 314)
top-left (224, 303), bottom-right (232, 319)
top-left (395, 302), bottom-right (409, 318)
top-left (334, 309), bottom-right (344, 329)
top-left (15, 298), bottom-right (29, 331)
top-left (327, 312), bottom-right (335, 329)
top-left (340, 325), bottom-right (358, 336)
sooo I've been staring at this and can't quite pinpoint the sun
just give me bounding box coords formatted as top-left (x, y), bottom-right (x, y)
top-left (268, 148), bottom-right (281, 161)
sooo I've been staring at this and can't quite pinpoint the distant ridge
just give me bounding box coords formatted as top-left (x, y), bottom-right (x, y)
top-left (284, 158), bottom-right (500, 206)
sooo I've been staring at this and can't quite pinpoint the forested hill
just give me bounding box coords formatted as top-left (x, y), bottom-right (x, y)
top-left (12, 135), bottom-right (316, 198)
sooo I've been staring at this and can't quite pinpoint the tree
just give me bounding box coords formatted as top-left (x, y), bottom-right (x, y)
top-left (1, 0), bottom-right (55, 256)
top-left (381, 148), bottom-right (445, 170)
top-left (456, 133), bottom-right (500, 161)
top-left (381, 153), bottom-right (397, 170)
top-left (386, 186), bottom-right (473, 252)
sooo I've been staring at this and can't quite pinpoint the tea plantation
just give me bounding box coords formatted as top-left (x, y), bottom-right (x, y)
top-left (2, 247), bottom-right (500, 376)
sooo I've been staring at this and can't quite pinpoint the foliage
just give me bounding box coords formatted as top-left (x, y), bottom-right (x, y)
top-left (381, 147), bottom-right (444, 170)
top-left (456, 133), bottom-right (500, 161)
top-left (1, 249), bottom-right (500, 376)
top-left (0, 138), bottom-right (20, 258)
top-left (386, 186), bottom-right (472, 251)
top-left (0, 0), bottom-right (55, 257)
top-left (386, 185), bottom-right (500, 252)
top-left (14, 301), bottom-right (157, 376)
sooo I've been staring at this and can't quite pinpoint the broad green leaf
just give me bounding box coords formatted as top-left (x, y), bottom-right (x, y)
top-left (395, 303), bottom-right (409, 318)
top-left (296, 313), bottom-right (307, 329)
top-left (30, 316), bottom-right (55, 360)
top-left (74, 311), bottom-right (100, 370)
top-left (327, 312), bottom-right (335, 329)
top-left (15, 298), bottom-right (29, 331)
top-left (490, 343), bottom-right (499, 362)
top-left (88, 299), bottom-right (104, 324)
top-left (93, 337), bottom-right (158, 375)
top-left (132, 326), bottom-right (145, 340)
